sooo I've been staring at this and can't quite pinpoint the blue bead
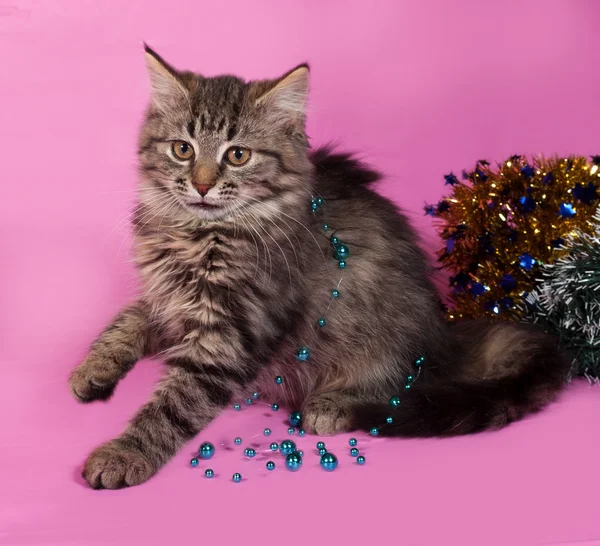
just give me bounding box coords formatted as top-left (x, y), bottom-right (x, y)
top-left (274, 375), bottom-right (283, 384)
top-left (285, 451), bottom-right (303, 472)
top-left (298, 450), bottom-right (304, 457)
top-left (245, 448), bottom-right (256, 458)
top-left (266, 461), bottom-right (276, 471)
top-left (389, 395), bottom-right (401, 408)
top-left (338, 260), bottom-right (346, 269)
top-left (319, 447), bottom-right (327, 456)
top-left (350, 447), bottom-right (359, 457)
top-left (323, 224), bottom-right (329, 231)
top-left (232, 473), bottom-right (242, 483)
top-left (252, 392), bottom-right (260, 399)
top-left (190, 458), bottom-right (199, 467)
top-left (348, 438), bottom-right (357, 447)
top-left (234, 437), bottom-right (242, 445)
top-left (415, 356), bottom-right (425, 366)
top-left (386, 416), bottom-right (393, 424)
top-left (317, 441), bottom-right (325, 450)
top-left (271, 403), bottom-right (279, 411)
top-left (288, 427), bottom-right (295, 435)
top-left (279, 439), bottom-right (296, 456)
top-left (331, 289), bottom-right (340, 298)
top-left (298, 429), bottom-right (306, 437)
top-left (407, 374), bottom-right (414, 383)
top-left (357, 455), bottom-right (366, 465)
top-left (331, 236), bottom-right (339, 245)
top-left (320, 452), bottom-right (338, 471)
top-left (404, 384), bottom-right (412, 390)
top-left (199, 442), bottom-right (215, 460)
top-left (316, 197), bottom-right (324, 205)
top-left (335, 244), bottom-right (349, 259)
top-left (270, 442), bottom-right (279, 451)
top-left (289, 410), bottom-right (302, 427)
top-left (311, 202), bottom-right (319, 211)
top-left (264, 428), bottom-right (271, 436)
top-left (370, 427), bottom-right (380, 436)
top-left (245, 398), bottom-right (253, 405)
top-left (317, 318), bottom-right (327, 327)
top-left (233, 403), bottom-right (241, 411)
top-left (295, 346), bottom-right (311, 362)
top-left (204, 469), bottom-right (214, 478)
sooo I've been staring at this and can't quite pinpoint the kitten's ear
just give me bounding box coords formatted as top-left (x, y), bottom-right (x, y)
top-left (143, 44), bottom-right (188, 110)
top-left (252, 64), bottom-right (310, 122)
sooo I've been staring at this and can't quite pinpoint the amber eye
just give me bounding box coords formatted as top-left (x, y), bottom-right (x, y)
top-left (225, 146), bottom-right (251, 166)
top-left (172, 141), bottom-right (194, 160)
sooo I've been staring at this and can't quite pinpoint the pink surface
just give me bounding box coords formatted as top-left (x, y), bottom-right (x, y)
top-left (2, 1), bottom-right (600, 545)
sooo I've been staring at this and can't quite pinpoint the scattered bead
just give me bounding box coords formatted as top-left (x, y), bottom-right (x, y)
top-left (323, 224), bottom-right (329, 231)
top-left (349, 438), bottom-right (357, 447)
top-left (266, 461), bottom-right (276, 471)
top-left (298, 450), bottom-right (304, 457)
top-left (232, 473), bottom-right (242, 483)
top-left (295, 346), bottom-right (311, 362)
top-left (370, 427), bottom-right (380, 437)
top-left (298, 429), bottom-right (306, 437)
top-left (415, 356), bottom-right (425, 366)
top-left (199, 442), bottom-right (215, 460)
top-left (316, 196), bottom-right (323, 205)
top-left (317, 441), bottom-right (326, 450)
top-left (319, 447), bottom-right (327, 456)
top-left (407, 374), bottom-right (414, 383)
top-left (404, 384), bottom-right (412, 390)
top-left (252, 391), bottom-right (260, 399)
top-left (389, 395), bottom-right (401, 408)
top-left (317, 318), bottom-right (327, 327)
top-left (350, 448), bottom-right (359, 457)
top-left (233, 403), bottom-right (241, 411)
top-left (338, 260), bottom-right (347, 269)
top-left (264, 428), bottom-right (271, 436)
top-left (280, 439), bottom-right (296, 456)
top-left (270, 442), bottom-right (279, 451)
top-left (320, 452), bottom-right (338, 471)
top-left (285, 451), bottom-right (303, 472)
top-left (271, 403), bottom-right (279, 411)
top-left (274, 375), bottom-right (283, 384)
top-left (334, 244), bottom-right (349, 259)
top-left (289, 410), bottom-right (302, 427)
top-left (357, 455), bottom-right (366, 465)
top-left (331, 236), bottom-right (339, 245)
top-left (234, 437), bottom-right (242, 445)
top-left (331, 289), bottom-right (340, 298)
top-left (386, 416), bottom-right (394, 424)
top-left (245, 398), bottom-right (253, 405)
top-left (244, 448), bottom-right (256, 458)
top-left (190, 458), bottom-right (199, 467)
top-left (204, 469), bottom-right (214, 478)
top-left (288, 427), bottom-right (295, 435)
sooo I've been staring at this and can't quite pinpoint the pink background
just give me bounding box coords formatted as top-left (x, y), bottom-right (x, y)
top-left (2, 1), bottom-right (600, 544)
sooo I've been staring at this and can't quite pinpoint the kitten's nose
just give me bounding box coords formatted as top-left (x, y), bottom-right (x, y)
top-left (195, 184), bottom-right (211, 197)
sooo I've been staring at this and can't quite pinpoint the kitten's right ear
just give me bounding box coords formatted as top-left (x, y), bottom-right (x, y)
top-left (143, 43), bottom-right (188, 110)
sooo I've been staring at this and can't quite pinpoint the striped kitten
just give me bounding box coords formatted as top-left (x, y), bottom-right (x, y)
top-left (69, 46), bottom-right (570, 489)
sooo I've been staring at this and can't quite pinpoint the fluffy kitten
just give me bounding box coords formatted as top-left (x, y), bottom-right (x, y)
top-left (69, 46), bottom-right (570, 489)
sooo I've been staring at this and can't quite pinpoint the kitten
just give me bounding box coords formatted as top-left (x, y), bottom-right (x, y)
top-left (69, 45), bottom-right (570, 489)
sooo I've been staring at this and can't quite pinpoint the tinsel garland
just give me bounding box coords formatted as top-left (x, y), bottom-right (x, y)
top-left (427, 155), bottom-right (600, 319)
top-left (521, 206), bottom-right (600, 379)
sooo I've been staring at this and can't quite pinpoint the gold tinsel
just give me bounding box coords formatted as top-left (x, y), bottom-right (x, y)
top-left (431, 155), bottom-right (600, 320)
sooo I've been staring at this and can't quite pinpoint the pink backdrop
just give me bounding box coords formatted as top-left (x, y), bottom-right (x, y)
top-left (2, 1), bottom-right (600, 545)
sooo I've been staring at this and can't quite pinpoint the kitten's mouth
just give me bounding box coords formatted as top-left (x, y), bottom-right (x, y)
top-left (185, 201), bottom-right (222, 210)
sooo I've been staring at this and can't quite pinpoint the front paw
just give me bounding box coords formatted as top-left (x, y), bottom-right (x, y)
top-left (83, 440), bottom-right (156, 490)
top-left (302, 395), bottom-right (353, 436)
top-left (69, 354), bottom-right (120, 402)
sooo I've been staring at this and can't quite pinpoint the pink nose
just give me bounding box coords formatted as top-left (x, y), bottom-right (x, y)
top-left (195, 185), bottom-right (211, 197)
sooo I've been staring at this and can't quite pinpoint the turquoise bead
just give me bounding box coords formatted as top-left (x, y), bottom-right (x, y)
top-left (252, 391), bottom-right (260, 399)
top-left (317, 318), bottom-right (327, 327)
top-left (295, 346), bottom-right (311, 361)
top-left (270, 442), bottom-right (279, 451)
top-left (288, 427), bottom-right (295, 435)
top-left (232, 473), bottom-right (242, 483)
top-left (334, 244), bottom-right (349, 259)
top-left (338, 260), bottom-right (346, 269)
top-left (331, 289), bottom-right (340, 298)
top-left (357, 455), bottom-right (366, 465)
top-left (316, 197), bottom-right (323, 205)
top-left (244, 448), bottom-right (256, 458)
top-left (204, 469), bottom-right (214, 478)
top-left (245, 398), bottom-right (253, 405)
top-left (331, 236), bottom-right (339, 245)
top-left (386, 416), bottom-right (394, 424)
top-left (349, 438), bottom-right (357, 447)
top-left (271, 403), bottom-right (279, 411)
top-left (316, 441), bottom-right (325, 450)
top-left (407, 374), bottom-right (414, 383)
top-left (298, 429), bottom-right (306, 437)
top-left (266, 461), bottom-right (276, 471)
top-left (320, 452), bottom-right (338, 471)
top-left (274, 375), bottom-right (283, 384)
top-left (285, 451), bottom-right (302, 472)
top-left (234, 437), bottom-right (242, 445)
top-left (415, 356), bottom-right (425, 366)
top-left (233, 403), bottom-right (241, 411)
top-left (319, 447), bottom-right (327, 456)
top-left (404, 384), bottom-right (412, 390)
top-left (289, 410), bottom-right (302, 427)
top-left (323, 224), bottom-right (329, 231)
top-left (264, 428), bottom-right (271, 436)
top-left (350, 448), bottom-right (359, 457)
top-left (311, 202), bottom-right (319, 211)
top-left (279, 439), bottom-right (296, 456)
top-left (199, 442), bottom-right (215, 460)
top-left (389, 395), bottom-right (401, 408)
top-left (190, 458), bottom-right (199, 467)
top-left (370, 427), bottom-right (380, 436)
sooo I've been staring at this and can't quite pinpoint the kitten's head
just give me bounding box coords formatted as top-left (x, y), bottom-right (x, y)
top-left (138, 45), bottom-right (311, 222)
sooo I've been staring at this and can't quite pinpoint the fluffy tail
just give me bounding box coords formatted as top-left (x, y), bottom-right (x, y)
top-left (352, 321), bottom-right (571, 437)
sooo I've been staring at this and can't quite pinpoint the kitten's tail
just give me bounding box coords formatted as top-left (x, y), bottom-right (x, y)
top-left (351, 321), bottom-right (571, 437)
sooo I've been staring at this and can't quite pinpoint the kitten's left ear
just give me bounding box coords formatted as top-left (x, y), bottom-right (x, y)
top-left (252, 64), bottom-right (310, 122)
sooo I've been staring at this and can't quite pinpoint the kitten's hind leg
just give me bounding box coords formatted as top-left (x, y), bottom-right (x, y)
top-left (69, 302), bottom-right (150, 402)
top-left (302, 390), bottom-right (362, 436)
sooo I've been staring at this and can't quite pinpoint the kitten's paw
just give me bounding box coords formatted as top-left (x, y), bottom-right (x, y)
top-left (302, 395), bottom-right (352, 436)
top-left (83, 440), bottom-right (156, 490)
top-left (69, 355), bottom-right (121, 402)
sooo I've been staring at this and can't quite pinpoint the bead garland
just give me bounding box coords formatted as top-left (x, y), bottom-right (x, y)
top-left (188, 195), bottom-right (425, 480)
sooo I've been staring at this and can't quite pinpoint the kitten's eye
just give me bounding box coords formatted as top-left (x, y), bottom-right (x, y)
top-left (225, 146), bottom-right (251, 166)
top-left (172, 141), bottom-right (194, 160)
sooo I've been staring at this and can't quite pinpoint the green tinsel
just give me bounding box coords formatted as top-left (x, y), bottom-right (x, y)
top-left (521, 206), bottom-right (600, 379)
